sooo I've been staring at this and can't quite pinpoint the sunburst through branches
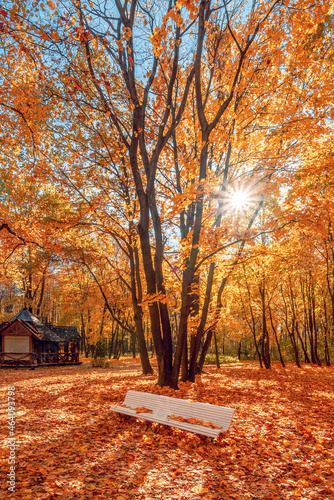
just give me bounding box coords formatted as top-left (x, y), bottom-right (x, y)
top-left (225, 186), bottom-right (252, 212)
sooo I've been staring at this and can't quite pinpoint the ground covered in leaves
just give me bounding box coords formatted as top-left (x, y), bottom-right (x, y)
top-left (1, 359), bottom-right (333, 500)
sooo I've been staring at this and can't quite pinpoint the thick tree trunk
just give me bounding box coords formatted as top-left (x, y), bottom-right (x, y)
top-left (172, 274), bottom-right (191, 388)
top-left (36, 272), bottom-right (46, 317)
top-left (129, 110), bottom-right (167, 384)
top-left (181, 332), bottom-right (188, 382)
top-left (151, 194), bottom-right (173, 381)
top-left (128, 232), bottom-right (153, 375)
top-left (189, 263), bottom-right (215, 381)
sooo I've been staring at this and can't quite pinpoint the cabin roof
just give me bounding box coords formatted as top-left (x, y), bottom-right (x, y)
top-left (50, 326), bottom-right (81, 342)
top-left (0, 309), bottom-right (80, 343)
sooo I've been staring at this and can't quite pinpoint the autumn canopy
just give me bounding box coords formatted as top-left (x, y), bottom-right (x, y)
top-left (0, 0), bottom-right (334, 387)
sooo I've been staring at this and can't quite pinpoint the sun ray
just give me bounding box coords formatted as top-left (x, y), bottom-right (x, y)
top-left (226, 186), bottom-right (250, 212)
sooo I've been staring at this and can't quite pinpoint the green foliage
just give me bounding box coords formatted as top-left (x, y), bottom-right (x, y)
top-left (205, 354), bottom-right (239, 365)
top-left (91, 357), bottom-right (110, 368)
top-left (91, 339), bottom-right (110, 367)
top-left (93, 338), bottom-right (108, 359)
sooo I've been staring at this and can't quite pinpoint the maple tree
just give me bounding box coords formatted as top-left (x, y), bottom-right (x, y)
top-left (1, 359), bottom-right (334, 499)
top-left (1, 0), bottom-right (334, 387)
top-left (1, 5), bottom-right (334, 496)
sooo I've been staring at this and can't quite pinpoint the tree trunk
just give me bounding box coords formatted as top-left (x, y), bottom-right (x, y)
top-left (268, 306), bottom-right (285, 367)
top-left (260, 285), bottom-right (270, 369)
top-left (197, 328), bottom-right (213, 374)
top-left (295, 322), bottom-right (310, 364)
top-left (289, 323), bottom-right (301, 368)
top-left (36, 271), bottom-right (46, 317)
top-left (129, 237), bottom-right (153, 374)
top-left (238, 341), bottom-right (242, 361)
top-left (108, 324), bottom-right (117, 359)
top-left (312, 294), bottom-right (322, 366)
top-left (151, 193), bottom-right (173, 381)
top-left (214, 330), bottom-right (220, 369)
top-left (189, 264), bottom-right (215, 382)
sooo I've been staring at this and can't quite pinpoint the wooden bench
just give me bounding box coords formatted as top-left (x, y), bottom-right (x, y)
top-left (110, 390), bottom-right (236, 438)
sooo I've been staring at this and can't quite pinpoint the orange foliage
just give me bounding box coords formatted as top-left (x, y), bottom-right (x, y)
top-left (168, 414), bottom-right (221, 429)
top-left (134, 407), bottom-right (154, 415)
top-left (0, 360), bottom-right (333, 500)
top-left (1, 0), bottom-right (334, 389)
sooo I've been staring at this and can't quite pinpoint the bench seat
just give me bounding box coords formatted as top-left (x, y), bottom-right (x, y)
top-left (110, 390), bottom-right (236, 438)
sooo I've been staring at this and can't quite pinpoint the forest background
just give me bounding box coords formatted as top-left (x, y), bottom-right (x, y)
top-left (1, 0), bottom-right (334, 388)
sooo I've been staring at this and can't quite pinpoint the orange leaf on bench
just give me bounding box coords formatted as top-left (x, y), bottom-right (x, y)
top-left (168, 414), bottom-right (221, 429)
top-left (134, 406), bottom-right (153, 414)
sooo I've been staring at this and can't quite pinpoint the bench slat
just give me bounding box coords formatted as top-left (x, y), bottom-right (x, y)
top-left (110, 406), bottom-right (225, 437)
top-left (111, 390), bottom-right (236, 437)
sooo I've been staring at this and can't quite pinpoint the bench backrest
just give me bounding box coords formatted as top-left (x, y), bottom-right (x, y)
top-left (124, 390), bottom-right (235, 431)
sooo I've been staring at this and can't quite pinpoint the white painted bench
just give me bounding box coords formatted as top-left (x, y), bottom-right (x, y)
top-left (110, 390), bottom-right (236, 438)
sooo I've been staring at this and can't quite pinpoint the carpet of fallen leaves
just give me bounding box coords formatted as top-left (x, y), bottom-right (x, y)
top-left (0, 359), bottom-right (333, 500)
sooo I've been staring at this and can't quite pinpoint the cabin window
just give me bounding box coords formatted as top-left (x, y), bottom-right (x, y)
top-left (4, 336), bottom-right (30, 355)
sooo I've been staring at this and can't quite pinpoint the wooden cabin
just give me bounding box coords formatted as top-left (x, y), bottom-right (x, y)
top-left (0, 309), bottom-right (81, 367)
